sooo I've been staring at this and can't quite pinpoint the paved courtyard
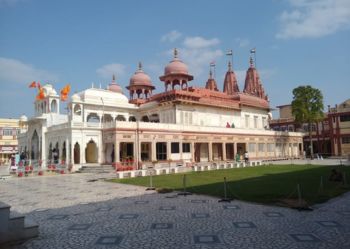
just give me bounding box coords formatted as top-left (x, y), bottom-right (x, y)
top-left (1, 172), bottom-right (350, 249)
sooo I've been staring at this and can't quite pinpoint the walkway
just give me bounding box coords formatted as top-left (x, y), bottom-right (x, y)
top-left (0, 171), bottom-right (349, 249)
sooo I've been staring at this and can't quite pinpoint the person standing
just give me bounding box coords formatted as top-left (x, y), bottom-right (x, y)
top-left (244, 151), bottom-right (249, 163)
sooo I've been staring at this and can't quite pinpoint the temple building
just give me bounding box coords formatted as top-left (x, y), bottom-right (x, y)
top-left (270, 100), bottom-right (350, 157)
top-left (18, 49), bottom-right (303, 171)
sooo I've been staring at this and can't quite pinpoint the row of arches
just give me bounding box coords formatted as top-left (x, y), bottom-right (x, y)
top-left (35, 99), bottom-right (58, 114)
top-left (85, 113), bottom-right (160, 123)
top-left (165, 79), bottom-right (188, 91)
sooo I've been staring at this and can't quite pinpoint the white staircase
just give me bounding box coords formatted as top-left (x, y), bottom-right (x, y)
top-left (0, 201), bottom-right (38, 247)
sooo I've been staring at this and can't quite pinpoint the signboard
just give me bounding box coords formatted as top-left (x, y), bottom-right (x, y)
top-left (0, 146), bottom-right (18, 153)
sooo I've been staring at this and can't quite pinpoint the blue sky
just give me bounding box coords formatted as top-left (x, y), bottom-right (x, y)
top-left (1, 0), bottom-right (349, 118)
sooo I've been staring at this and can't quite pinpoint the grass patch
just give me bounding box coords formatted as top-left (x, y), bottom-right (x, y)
top-left (108, 165), bottom-right (350, 206)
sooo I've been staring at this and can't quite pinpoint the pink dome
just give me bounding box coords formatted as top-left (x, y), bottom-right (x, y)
top-left (164, 58), bottom-right (189, 75)
top-left (108, 75), bottom-right (123, 93)
top-left (129, 63), bottom-right (153, 87)
top-left (108, 83), bottom-right (122, 93)
top-left (130, 70), bottom-right (152, 86)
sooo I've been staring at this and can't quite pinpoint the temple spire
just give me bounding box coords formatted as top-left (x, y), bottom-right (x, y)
top-left (223, 60), bottom-right (239, 95)
top-left (205, 69), bottom-right (218, 91)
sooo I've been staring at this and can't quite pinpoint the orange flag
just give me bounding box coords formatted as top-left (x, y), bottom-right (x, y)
top-left (36, 87), bottom-right (45, 100)
top-left (29, 81), bottom-right (36, 88)
top-left (60, 84), bottom-right (71, 101)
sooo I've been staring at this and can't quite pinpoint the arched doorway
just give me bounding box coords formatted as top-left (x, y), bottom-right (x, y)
top-left (62, 141), bottom-right (66, 162)
top-left (74, 142), bottom-right (80, 164)
top-left (85, 139), bottom-right (98, 163)
top-left (31, 130), bottom-right (39, 160)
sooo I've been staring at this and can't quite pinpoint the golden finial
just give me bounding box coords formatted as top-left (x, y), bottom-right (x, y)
top-left (112, 74), bottom-right (115, 81)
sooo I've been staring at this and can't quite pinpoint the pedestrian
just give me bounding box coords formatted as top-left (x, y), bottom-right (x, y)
top-left (244, 151), bottom-right (249, 163)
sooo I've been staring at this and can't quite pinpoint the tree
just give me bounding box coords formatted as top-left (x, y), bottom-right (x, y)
top-left (291, 85), bottom-right (324, 158)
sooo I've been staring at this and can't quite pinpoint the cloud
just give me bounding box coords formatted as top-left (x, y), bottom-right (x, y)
top-left (235, 38), bottom-right (250, 48)
top-left (96, 63), bottom-right (126, 79)
top-left (162, 35), bottom-right (223, 78)
top-left (161, 30), bottom-right (182, 43)
top-left (276, 0), bottom-right (350, 39)
top-left (183, 36), bottom-right (220, 49)
top-left (0, 0), bottom-right (26, 7)
top-left (0, 57), bottom-right (58, 84)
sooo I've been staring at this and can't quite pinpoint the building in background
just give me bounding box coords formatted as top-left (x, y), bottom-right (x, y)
top-left (18, 49), bottom-right (303, 171)
top-left (0, 117), bottom-right (27, 165)
top-left (269, 99), bottom-right (350, 157)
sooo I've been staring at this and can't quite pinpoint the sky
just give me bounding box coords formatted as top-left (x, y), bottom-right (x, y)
top-left (0, 0), bottom-right (349, 118)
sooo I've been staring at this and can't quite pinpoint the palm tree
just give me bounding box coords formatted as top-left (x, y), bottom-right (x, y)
top-left (291, 85), bottom-right (324, 159)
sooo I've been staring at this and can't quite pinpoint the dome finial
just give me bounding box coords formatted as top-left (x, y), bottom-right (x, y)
top-left (209, 69), bottom-right (213, 79)
top-left (112, 74), bottom-right (116, 81)
top-left (228, 61), bottom-right (232, 71)
top-left (138, 61), bottom-right (143, 71)
top-left (174, 48), bottom-right (178, 58)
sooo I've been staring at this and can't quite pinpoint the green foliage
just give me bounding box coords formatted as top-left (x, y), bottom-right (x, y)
top-left (291, 85), bottom-right (324, 124)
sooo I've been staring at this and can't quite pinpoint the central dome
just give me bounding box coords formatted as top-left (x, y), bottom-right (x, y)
top-left (164, 58), bottom-right (189, 75)
top-left (164, 48), bottom-right (189, 75)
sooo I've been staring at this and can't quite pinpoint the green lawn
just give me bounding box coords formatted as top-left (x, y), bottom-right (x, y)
top-left (108, 165), bottom-right (350, 206)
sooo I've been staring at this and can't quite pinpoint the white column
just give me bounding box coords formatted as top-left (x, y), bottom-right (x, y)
top-left (115, 141), bottom-right (120, 163)
top-left (65, 138), bottom-right (69, 164)
top-left (208, 142), bottom-right (213, 162)
top-left (191, 142), bottom-right (195, 162)
top-left (167, 141), bottom-right (171, 160)
top-left (151, 141), bottom-right (156, 161)
top-left (222, 142), bottom-right (226, 161)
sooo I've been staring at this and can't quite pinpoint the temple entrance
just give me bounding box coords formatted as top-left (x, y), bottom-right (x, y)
top-left (74, 142), bottom-right (80, 164)
top-left (31, 130), bottom-right (39, 160)
top-left (226, 143), bottom-right (234, 160)
top-left (212, 143), bottom-right (223, 161)
top-left (85, 140), bottom-right (98, 163)
top-left (194, 143), bottom-right (209, 162)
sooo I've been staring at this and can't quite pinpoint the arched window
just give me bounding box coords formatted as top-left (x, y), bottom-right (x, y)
top-left (116, 115), bottom-right (126, 121)
top-left (141, 115), bottom-right (149, 122)
top-left (129, 116), bottom-right (137, 122)
top-left (102, 114), bottom-right (113, 123)
top-left (87, 113), bottom-right (100, 123)
top-left (74, 105), bottom-right (81, 116)
top-left (149, 114), bottom-right (160, 123)
top-left (51, 99), bottom-right (58, 113)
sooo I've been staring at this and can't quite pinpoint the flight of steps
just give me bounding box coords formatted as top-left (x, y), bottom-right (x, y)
top-left (0, 201), bottom-right (39, 247)
top-left (77, 164), bottom-right (116, 174)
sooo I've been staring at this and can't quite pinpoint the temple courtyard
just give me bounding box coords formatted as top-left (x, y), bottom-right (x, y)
top-left (1, 163), bottom-right (350, 249)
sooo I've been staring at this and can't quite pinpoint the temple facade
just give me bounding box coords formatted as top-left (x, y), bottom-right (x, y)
top-left (18, 49), bottom-right (303, 170)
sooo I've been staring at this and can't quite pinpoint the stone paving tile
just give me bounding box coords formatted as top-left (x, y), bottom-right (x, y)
top-left (1, 173), bottom-right (350, 249)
